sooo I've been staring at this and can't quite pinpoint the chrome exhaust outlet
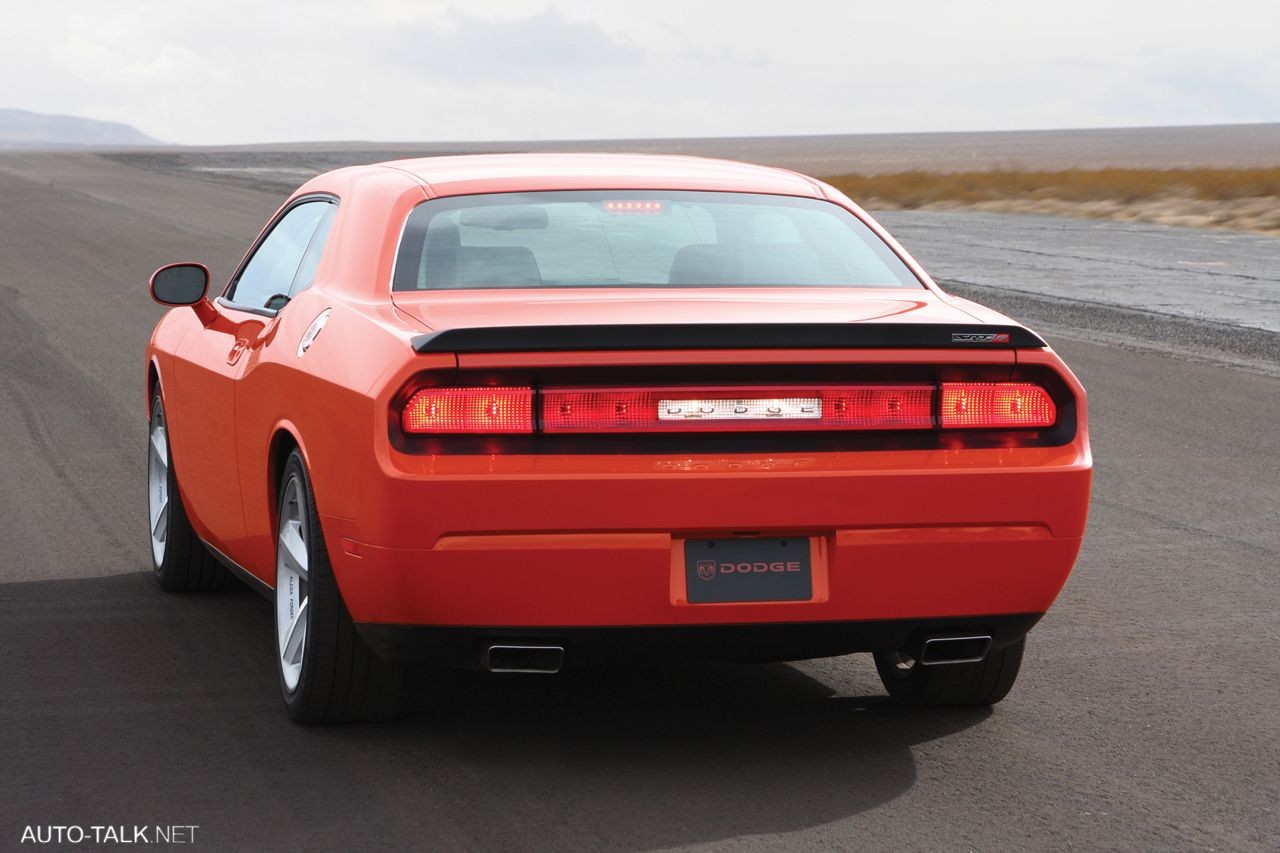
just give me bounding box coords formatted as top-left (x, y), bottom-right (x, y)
top-left (919, 635), bottom-right (992, 666)
top-left (485, 644), bottom-right (565, 674)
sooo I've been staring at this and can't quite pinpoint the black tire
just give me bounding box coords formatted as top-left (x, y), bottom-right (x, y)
top-left (874, 637), bottom-right (1025, 707)
top-left (275, 449), bottom-right (406, 723)
top-left (148, 393), bottom-right (227, 592)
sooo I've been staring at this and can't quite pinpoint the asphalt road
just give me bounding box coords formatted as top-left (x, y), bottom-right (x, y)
top-left (0, 152), bottom-right (1278, 851)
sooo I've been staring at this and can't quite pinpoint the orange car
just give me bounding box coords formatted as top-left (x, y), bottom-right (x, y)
top-left (145, 154), bottom-right (1091, 722)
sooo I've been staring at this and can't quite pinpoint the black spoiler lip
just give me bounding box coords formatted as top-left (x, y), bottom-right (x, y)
top-left (411, 323), bottom-right (1046, 354)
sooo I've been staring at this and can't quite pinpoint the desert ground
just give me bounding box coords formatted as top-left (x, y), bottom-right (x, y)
top-left (103, 122), bottom-right (1280, 234)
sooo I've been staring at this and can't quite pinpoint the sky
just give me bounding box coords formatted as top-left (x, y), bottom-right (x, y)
top-left (3, 0), bottom-right (1278, 144)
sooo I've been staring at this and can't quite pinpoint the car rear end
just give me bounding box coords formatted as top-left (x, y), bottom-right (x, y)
top-left (325, 183), bottom-right (1091, 678)
top-left (330, 328), bottom-right (1089, 668)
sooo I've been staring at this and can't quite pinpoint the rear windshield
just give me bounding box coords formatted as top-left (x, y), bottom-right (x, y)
top-left (392, 190), bottom-right (921, 291)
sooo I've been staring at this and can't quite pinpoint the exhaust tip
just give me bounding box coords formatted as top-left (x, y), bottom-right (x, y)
top-left (486, 644), bottom-right (565, 674)
top-left (920, 635), bottom-right (992, 666)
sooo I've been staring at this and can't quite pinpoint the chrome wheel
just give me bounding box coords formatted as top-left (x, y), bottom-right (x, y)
top-left (147, 408), bottom-right (169, 566)
top-left (276, 475), bottom-right (310, 693)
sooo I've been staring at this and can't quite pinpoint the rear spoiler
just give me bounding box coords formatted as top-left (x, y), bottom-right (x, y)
top-left (411, 323), bottom-right (1046, 354)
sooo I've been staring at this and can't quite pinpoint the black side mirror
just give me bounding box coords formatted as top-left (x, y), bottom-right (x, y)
top-left (150, 263), bottom-right (209, 306)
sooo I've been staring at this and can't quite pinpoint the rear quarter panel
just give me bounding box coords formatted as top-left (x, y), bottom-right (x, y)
top-left (229, 290), bottom-right (443, 583)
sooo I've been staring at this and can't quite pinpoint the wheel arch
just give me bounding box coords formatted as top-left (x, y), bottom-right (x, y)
top-left (267, 422), bottom-right (308, 533)
top-left (264, 421), bottom-right (358, 607)
top-left (146, 357), bottom-right (162, 413)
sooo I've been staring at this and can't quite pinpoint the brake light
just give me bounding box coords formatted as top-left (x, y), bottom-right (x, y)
top-left (823, 386), bottom-right (935, 430)
top-left (398, 382), bottom-right (1056, 435)
top-left (541, 386), bottom-right (934, 433)
top-left (939, 382), bottom-right (1056, 429)
top-left (401, 387), bottom-right (533, 434)
top-left (603, 200), bottom-right (665, 214)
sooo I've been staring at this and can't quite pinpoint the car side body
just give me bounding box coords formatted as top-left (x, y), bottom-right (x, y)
top-left (145, 153), bottom-right (1091, 719)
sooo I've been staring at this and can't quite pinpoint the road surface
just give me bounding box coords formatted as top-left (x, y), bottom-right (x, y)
top-left (0, 151), bottom-right (1277, 851)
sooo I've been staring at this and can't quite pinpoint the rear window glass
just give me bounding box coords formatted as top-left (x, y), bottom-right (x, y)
top-left (392, 190), bottom-right (921, 291)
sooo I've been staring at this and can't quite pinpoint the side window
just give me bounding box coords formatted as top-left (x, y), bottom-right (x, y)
top-left (289, 203), bottom-right (337, 297)
top-left (229, 201), bottom-right (331, 308)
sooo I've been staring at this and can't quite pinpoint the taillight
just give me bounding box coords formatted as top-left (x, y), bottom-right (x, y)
top-left (398, 382), bottom-right (1056, 434)
top-left (401, 387), bottom-right (533, 434)
top-left (939, 382), bottom-right (1056, 429)
top-left (794, 386), bottom-right (937, 430)
top-left (541, 386), bottom-right (934, 433)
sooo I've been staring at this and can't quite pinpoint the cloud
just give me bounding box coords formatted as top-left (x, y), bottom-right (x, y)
top-left (0, 0), bottom-right (1276, 144)
top-left (389, 7), bottom-right (643, 80)
top-left (1139, 65), bottom-right (1280, 124)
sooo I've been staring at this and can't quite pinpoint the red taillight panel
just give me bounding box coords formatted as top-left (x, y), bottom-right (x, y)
top-left (939, 382), bottom-right (1056, 429)
top-left (820, 386), bottom-right (935, 431)
top-left (542, 386), bottom-right (934, 433)
top-left (400, 382), bottom-right (1056, 435)
top-left (401, 387), bottom-right (533, 434)
top-left (541, 389), bottom-right (658, 433)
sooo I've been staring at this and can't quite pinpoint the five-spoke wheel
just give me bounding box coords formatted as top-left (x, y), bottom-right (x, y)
top-left (276, 473), bottom-right (310, 693)
top-left (147, 406), bottom-right (170, 567)
top-left (274, 449), bottom-right (406, 722)
top-left (148, 393), bottom-right (226, 592)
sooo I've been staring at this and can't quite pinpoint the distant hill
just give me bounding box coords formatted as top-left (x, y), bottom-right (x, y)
top-left (0, 109), bottom-right (159, 148)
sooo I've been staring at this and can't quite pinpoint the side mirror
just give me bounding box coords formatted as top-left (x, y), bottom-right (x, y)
top-left (150, 263), bottom-right (209, 306)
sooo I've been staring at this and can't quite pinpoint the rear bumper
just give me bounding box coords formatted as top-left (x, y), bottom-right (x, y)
top-left (323, 451), bottom-right (1090, 629)
top-left (333, 525), bottom-right (1083, 627)
top-left (356, 613), bottom-right (1044, 666)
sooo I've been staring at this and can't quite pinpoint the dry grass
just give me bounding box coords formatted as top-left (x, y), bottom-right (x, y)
top-left (823, 168), bottom-right (1280, 234)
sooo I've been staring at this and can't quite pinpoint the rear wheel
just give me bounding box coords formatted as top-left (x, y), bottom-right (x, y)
top-left (148, 394), bottom-right (227, 592)
top-left (874, 637), bottom-right (1025, 707)
top-left (275, 449), bottom-right (406, 723)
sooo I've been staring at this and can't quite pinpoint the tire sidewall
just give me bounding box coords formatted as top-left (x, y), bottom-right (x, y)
top-left (149, 394), bottom-right (175, 580)
top-left (277, 451), bottom-right (319, 716)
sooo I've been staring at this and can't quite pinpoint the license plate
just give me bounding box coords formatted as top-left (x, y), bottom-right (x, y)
top-left (684, 537), bottom-right (813, 603)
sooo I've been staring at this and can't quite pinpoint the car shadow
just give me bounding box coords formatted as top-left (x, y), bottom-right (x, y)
top-left (0, 572), bottom-right (991, 852)
top-left (388, 662), bottom-right (989, 849)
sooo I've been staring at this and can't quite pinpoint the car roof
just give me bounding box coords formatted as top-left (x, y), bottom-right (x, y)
top-left (369, 152), bottom-right (827, 199)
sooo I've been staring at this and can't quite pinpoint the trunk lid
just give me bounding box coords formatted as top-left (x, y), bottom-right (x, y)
top-left (390, 286), bottom-right (984, 333)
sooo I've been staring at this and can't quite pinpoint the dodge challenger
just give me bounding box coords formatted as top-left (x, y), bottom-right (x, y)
top-left (145, 154), bottom-right (1091, 722)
